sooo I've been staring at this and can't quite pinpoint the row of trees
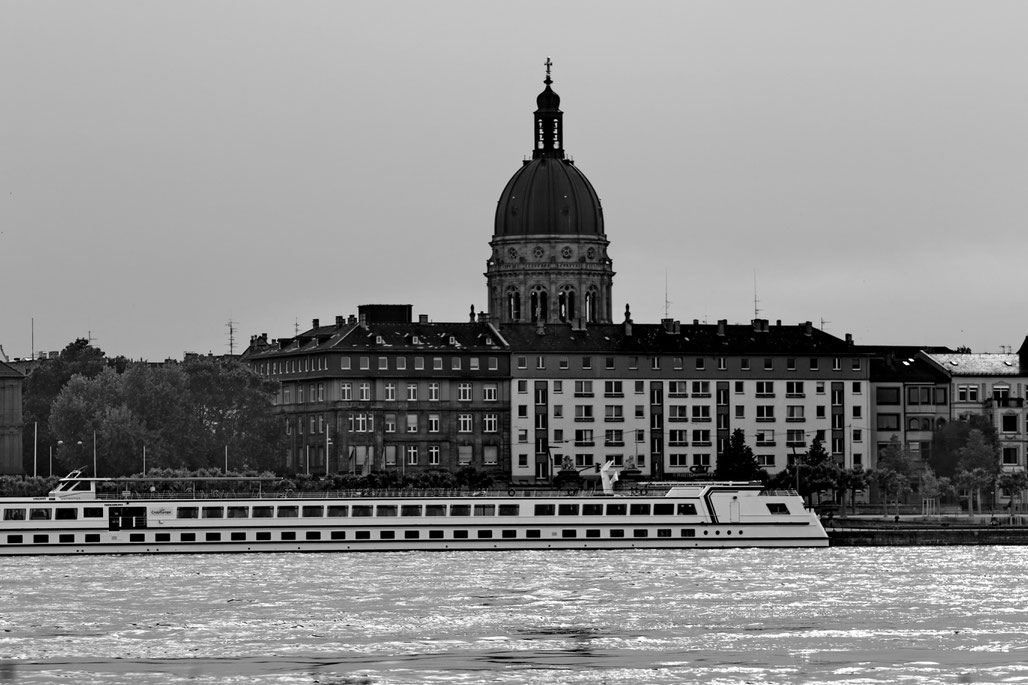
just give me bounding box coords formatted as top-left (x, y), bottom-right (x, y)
top-left (22, 339), bottom-right (285, 476)
top-left (713, 424), bottom-right (1026, 514)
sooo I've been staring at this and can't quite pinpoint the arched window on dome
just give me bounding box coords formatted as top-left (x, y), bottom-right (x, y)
top-left (584, 289), bottom-right (597, 324)
top-left (530, 288), bottom-right (548, 323)
top-left (558, 287), bottom-right (576, 323)
top-left (507, 289), bottom-right (521, 322)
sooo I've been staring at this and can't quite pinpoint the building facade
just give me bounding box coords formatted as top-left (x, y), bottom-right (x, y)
top-left (0, 357), bottom-right (24, 475)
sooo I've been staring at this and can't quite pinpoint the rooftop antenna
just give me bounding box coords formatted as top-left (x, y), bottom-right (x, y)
top-left (753, 271), bottom-right (761, 319)
top-left (664, 270), bottom-right (671, 318)
top-left (820, 317), bottom-right (830, 331)
top-left (226, 319), bottom-right (237, 355)
top-left (294, 318), bottom-right (300, 335)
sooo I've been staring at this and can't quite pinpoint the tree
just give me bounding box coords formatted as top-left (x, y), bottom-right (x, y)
top-left (997, 471), bottom-right (1028, 512)
top-left (956, 429), bottom-right (1000, 514)
top-left (931, 416), bottom-right (999, 478)
top-left (714, 429), bottom-right (766, 482)
top-left (837, 467), bottom-right (870, 516)
top-left (872, 436), bottom-right (916, 514)
top-left (769, 437), bottom-right (840, 505)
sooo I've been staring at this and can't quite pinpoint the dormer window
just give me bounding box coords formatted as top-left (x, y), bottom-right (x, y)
top-left (449, 336), bottom-right (457, 345)
top-left (412, 336), bottom-right (420, 345)
top-left (375, 335), bottom-right (384, 345)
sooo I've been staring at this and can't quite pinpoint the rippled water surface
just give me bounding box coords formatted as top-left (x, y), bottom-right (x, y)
top-left (2, 547), bottom-right (1028, 683)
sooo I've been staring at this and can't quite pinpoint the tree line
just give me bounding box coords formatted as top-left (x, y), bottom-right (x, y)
top-left (21, 339), bottom-right (285, 476)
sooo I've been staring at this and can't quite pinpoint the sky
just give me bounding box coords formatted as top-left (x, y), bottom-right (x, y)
top-left (3, 1), bottom-right (1028, 361)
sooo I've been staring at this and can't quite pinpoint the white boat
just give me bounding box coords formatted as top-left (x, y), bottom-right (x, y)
top-left (0, 467), bottom-right (827, 555)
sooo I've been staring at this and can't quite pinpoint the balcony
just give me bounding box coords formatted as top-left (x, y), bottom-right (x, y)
top-left (986, 398), bottom-right (1025, 409)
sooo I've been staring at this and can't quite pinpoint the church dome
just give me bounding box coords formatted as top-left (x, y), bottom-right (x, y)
top-left (494, 157), bottom-right (604, 236)
top-left (493, 60), bottom-right (604, 237)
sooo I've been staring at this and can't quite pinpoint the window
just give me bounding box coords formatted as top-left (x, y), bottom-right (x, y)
top-left (756, 430), bottom-right (774, 446)
top-left (787, 429), bottom-right (805, 446)
top-left (691, 381), bottom-right (710, 397)
top-left (604, 380), bottom-right (623, 397)
top-left (406, 445), bottom-right (418, 465)
top-left (876, 387), bottom-right (900, 405)
top-left (415, 357), bottom-right (424, 370)
top-left (764, 358), bottom-right (774, 371)
top-left (360, 356), bottom-right (370, 370)
top-left (458, 414), bottom-right (473, 432)
top-left (605, 405), bottom-right (624, 421)
top-left (756, 406), bottom-right (775, 422)
top-left (606, 357), bottom-right (616, 370)
top-left (582, 357), bottom-right (592, 369)
top-left (692, 429), bottom-right (711, 446)
top-left (757, 454), bottom-right (775, 467)
top-left (1002, 415), bottom-right (1019, 433)
top-left (853, 406), bottom-right (862, 418)
top-left (458, 383), bottom-right (472, 401)
top-left (853, 429), bottom-right (863, 442)
top-left (406, 414), bottom-right (418, 433)
top-left (669, 405), bottom-right (688, 422)
top-left (384, 383), bottom-right (396, 401)
top-left (695, 357), bottom-right (705, 370)
top-left (651, 357), bottom-right (661, 370)
top-left (574, 380), bottom-right (594, 397)
top-left (832, 358), bottom-right (842, 371)
top-left (518, 405), bottom-right (528, 418)
top-left (553, 405), bottom-right (563, 418)
top-left (786, 381), bottom-right (804, 397)
top-left (385, 414), bottom-right (396, 433)
top-left (669, 429), bottom-right (688, 446)
top-left (559, 357), bottom-right (569, 369)
top-left (691, 405), bottom-right (711, 422)
top-left (428, 414), bottom-right (440, 433)
top-left (735, 405), bottom-right (744, 419)
top-left (429, 446), bottom-right (440, 465)
top-left (340, 382), bottom-right (352, 401)
top-left (483, 384), bottom-right (497, 402)
top-left (741, 358), bottom-right (750, 371)
top-left (358, 383), bottom-right (370, 401)
top-left (1003, 447), bottom-right (1019, 465)
top-left (716, 388), bottom-right (728, 406)
top-left (718, 357), bottom-right (727, 370)
top-left (756, 381), bottom-right (774, 397)
top-left (668, 381), bottom-right (688, 397)
top-left (341, 357), bottom-right (351, 370)
top-left (484, 414), bottom-right (498, 432)
top-left (407, 384), bottom-right (418, 401)
top-left (786, 406), bottom-right (805, 422)
top-left (429, 383), bottom-right (439, 401)
top-left (877, 414), bottom-right (900, 431)
top-left (378, 356), bottom-right (388, 370)
top-left (575, 429), bottom-right (594, 446)
top-left (852, 382), bottom-right (862, 394)
top-left (396, 358), bottom-right (407, 370)
top-left (575, 405), bottom-right (594, 421)
top-left (452, 358), bottom-right (462, 370)
top-left (517, 380), bottom-right (528, 394)
top-left (852, 358), bottom-right (861, 371)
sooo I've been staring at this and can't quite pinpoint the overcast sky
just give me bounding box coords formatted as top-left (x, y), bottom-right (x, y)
top-left (3, 1), bottom-right (1028, 361)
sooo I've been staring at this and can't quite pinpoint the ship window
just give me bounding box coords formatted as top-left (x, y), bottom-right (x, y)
top-left (586, 529), bottom-right (601, 538)
top-left (302, 506), bottom-right (324, 518)
top-left (526, 530), bottom-right (541, 538)
top-left (401, 505), bottom-right (423, 517)
top-left (227, 507), bottom-right (249, 518)
top-left (231, 532), bottom-right (246, 541)
top-left (677, 503), bottom-right (698, 515)
top-left (633, 529), bottom-right (649, 537)
top-left (450, 505), bottom-right (471, 516)
top-left (205, 532), bottom-right (221, 541)
top-left (352, 506), bottom-right (373, 517)
top-left (180, 533), bottom-right (196, 542)
top-left (281, 531), bottom-right (296, 541)
top-left (558, 504), bottom-right (579, 516)
top-left (85, 533), bottom-right (100, 543)
top-left (202, 507), bottom-right (224, 519)
top-left (657, 529), bottom-right (672, 538)
top-left (83, 508), bottom-right (104, 518)
top-left (630, 504), bottom-right (651, 516)
top-left (277, 506), bottom-right (298, 518)
top-left (29, 508), bottom-right (52, 521)
top-left (606, 503), bottom-right (627, 516)
top-left (534, 504), bottom-right (556, 516)
top-left (55, 508), bottom-right (78, 520)
top-left (3, 509), bottom-right (25, 521)
top-left (561, 530), bottom-right (577, 538)
top-left (498, 505), bottom-right (520, 516)
top-left (355, 531), bottom-right (371, 540)
top-left (376, 506), bottom-right (397, 517)
top-left (477, 530), bottom-right (493, 539)
top-left (429, 530), bottom-right (444, 539)
top-left (502, 530), bottom-right (517, 538)
top-left (252, 506), bottom-right (274, 518)
top-left (681, 529), bottom-right (695, 537)
top-left (176, 507), bottom-right (199, 519)
top-left (327, 506), bottom-right (349, 517)
top-left (6, 535), bottom-right (23, 544)
top-left (474, 505), bottom-right (495, 516)
top-left (155, 533), bottom-right (171, 542)
top-left (256, 532), bottom-right (271, 541)
top-left (130, 533), bottom-right (145, 542)
top-left (609, 529), bottom-right (625, 538)
top-left (653, 504), bottom-right (674, 516)
top-left (306, 531), bottom-right (321, 540)
top-left (453, 530), bottom-right (469, 539)
top-left (59, 534), bottom-right (74, 543)
top-left (582, 504), bottom-right (603, 516)
top-left (425, 505), bottom-right (446, 517)
top-left (33, 534), bottom-right (49, 543)
top-left (331, 531), bottom-right (346, 540)
top-left (767, 502), bottom-right (790, 515)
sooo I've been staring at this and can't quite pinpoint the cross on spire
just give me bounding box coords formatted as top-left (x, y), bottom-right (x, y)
top-left (544, 56), bottom-right (553, 84)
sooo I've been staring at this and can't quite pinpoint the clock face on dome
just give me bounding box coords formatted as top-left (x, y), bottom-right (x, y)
top-left (587, 247), bottom-right (596, 259)
top-left (507, 247), bottom-right (518, 260)
top-left (561, 246), bottom-right (573, 259)
top-left (532, 246), bottom-right (545, 259)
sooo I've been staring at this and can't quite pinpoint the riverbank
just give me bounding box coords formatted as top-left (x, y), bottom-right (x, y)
top-left (826, 515), bottom-right (1028, 546)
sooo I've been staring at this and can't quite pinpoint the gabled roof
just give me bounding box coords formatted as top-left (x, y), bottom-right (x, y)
top-left (922, 352), bottom-right (1026, 377)
top-left (0, 359), bottom-right (24, 379)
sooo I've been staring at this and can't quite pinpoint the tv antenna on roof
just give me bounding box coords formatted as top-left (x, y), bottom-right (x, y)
top-left (753, 271), bottom-right (761, 319)
top-left (664, 270), bottom-right (671, 319)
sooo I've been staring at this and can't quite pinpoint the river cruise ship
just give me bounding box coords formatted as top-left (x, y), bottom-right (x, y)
top-left (0, 467), bottom-right (827, 555)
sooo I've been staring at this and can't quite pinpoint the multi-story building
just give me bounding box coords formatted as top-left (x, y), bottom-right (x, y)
top-left (501, 317), bottom-right (871, 483)
top-left (0, 355), bottom-right (24, 475)
top-left (245, 305), bottom-right (511, 477)
top-left (922, 345), bottom-right (1028, 472)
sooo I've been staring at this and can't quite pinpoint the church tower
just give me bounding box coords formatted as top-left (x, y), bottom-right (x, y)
top-left (486, 59), bottom-right (614, 325)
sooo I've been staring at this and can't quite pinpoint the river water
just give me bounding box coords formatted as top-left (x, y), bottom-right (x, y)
top-left (1, 547), bottom-right (1026, 684)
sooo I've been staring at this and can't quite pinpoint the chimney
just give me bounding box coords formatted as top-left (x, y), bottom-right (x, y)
top-left (624, 304), bottom-right (633, 337)
top-left (312, 318), bottom-right (320, 329)
top-left (776, 319), bottom-right (782, 327)
top-left (348, 315), bottom-right (357, 324)
top-left (717, 319), bottom-right (726, 336)
top-left (335, 315), bottom-right (344, 326)
top-left (845, 333), bottom-right (853, 345)
top-left (803, 321), bottom-right (813, 337)
top-left (419, 314), bottom-right (429, 324)
top-left (359, 313), bottom-right (368, 328)
top-left (478, 311), bottom-right (489, 323)
top-left (469, 305), bottom-right (476, 323)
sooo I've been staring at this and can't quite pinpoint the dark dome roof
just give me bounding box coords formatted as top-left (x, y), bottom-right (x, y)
top-left (494, 157), bottom-right (604, 237)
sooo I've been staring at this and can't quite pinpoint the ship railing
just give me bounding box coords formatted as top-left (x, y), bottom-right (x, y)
top-left (758, 489), bottom-right (800, 497)
top-left (94, 486), bottom-right (674, 501)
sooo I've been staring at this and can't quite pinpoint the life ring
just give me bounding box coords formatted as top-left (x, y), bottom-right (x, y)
top-left (638, 487), bottom-right (648, 496)
top-left (566, 488), bottom-right (578, 497)
top-left (508, 488), bottom-right (517, 497)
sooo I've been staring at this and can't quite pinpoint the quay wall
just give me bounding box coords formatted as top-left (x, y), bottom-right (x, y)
top-left (826, 517), bottom-right (1028, 546)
